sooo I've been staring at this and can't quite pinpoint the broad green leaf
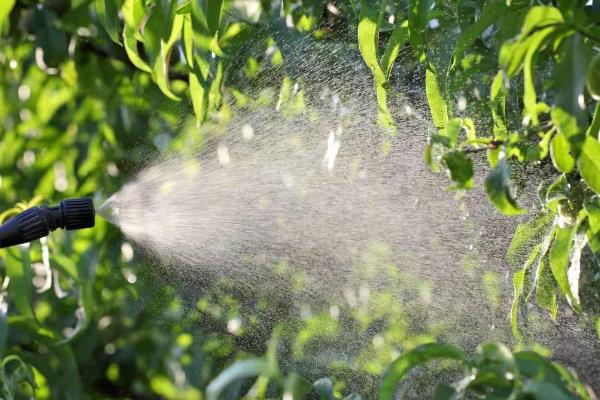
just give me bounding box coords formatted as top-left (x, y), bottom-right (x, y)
top-left (96, 0), bottom-right (121, 43)
top-left (0, 0), bottom-right (16, 31)
top-left (521, 6), bottom-right (564, 36)
top-left (500, 34), bottom-right (535, 77)
top-left (379, 343), bottom-right (465, 400)
top-left (442, 150), bottom-right (473, 189)
top-left (485, 159), bottom-right (526, 215)
top-left (122, 0), bottom-right (145, 30)
top-left (554, 34), bottom-right (588, 117)
top-left (408, 0), bottom-right (433, 64)
top-left (426, 69), bottom-right (448, 130)
top-left (549, 227), bottom-right (574, 301)
top-left (521, 382), bottom-right (573, 400)
top-left (206, 359), bottom-right (268, 400)
top-left (578, 136), bottom-right (600, 194)
top-left (550, 132), bottom-right (575, 172)
top-left (381, 21), bottom-right (409, 79)
top-left (507, 213), bottom-right (554, 265)
top-left (0, 306), bottom-right (6, 357)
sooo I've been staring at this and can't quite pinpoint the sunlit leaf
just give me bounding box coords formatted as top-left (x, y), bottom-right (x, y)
top-left (96, 0), bottom-right (121, 43)
top-left (426, 69), bottom-right (448, 130)
top-left (578, 136), bottom-right (600, 194)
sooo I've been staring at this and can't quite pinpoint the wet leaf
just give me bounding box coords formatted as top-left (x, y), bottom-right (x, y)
top-left (485, 159), bottom-right (526, 216)
top-left (206, 359), bottom-right (268, 400)
top-left (578, 136), bottom-right (600, 194)
top-left (380, 343), bottom-right (465, 400)
top-left (442, 150), bottom-right (473, 189)
top-left (426, 69), bottom-right (448, 130)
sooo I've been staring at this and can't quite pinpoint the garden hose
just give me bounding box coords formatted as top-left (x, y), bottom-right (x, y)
top-left (0, 198), bottom-right (95, 248)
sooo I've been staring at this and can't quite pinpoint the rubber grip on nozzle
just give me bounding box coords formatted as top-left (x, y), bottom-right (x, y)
top-left (0, 197), bottom-right (95, 248)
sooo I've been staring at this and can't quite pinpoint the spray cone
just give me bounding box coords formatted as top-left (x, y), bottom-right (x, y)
top-left (0, 198), bottom-right (95, 248)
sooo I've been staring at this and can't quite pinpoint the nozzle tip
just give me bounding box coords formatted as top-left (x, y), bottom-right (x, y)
top-left (61, 198), bottom-right (95, 230)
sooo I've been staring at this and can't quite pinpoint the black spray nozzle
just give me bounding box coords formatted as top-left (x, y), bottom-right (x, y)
top-left (0, 198), bottom-right (95, 248)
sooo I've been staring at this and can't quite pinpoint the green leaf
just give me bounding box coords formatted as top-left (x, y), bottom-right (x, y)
top-left (381, 21), bottom-right (409, 79)
top-left (123, 26), bottom-right (152, 73)
top-left (587, 102), bottom-right (600, 139)
top-left (549, 227), bottom-right (575, 301)
top-left (485, 159), bottom-right (526, 215)
top-left (357, 0), bottom-right (386, 84)
top-left (379, 343), bottom-right (465, 400)
top-left (523, 27), bottom-right (557, 127)
top-left (152, 14), bottom-right (184, 101)
top-left (5, 246), bottom-right (35, 321)
top-left (189, 72), bottom-right (208, 126)
top-left (511, 268), bottom-right (526, 339)
top-left (96, 0), bottom-right (121, 43)
top-left (426, 69), bottom-right (448, 130)
top-left (567, 230), bottom-right (587, 307)
top-left (521, 6), bottom-right (564, 36)
top-left (206, 359), bottom-right (268, 400)
top-left (313, 378), bottom-right (334, 400)
top-left (452, 0), bottom-right (510, 69)
top-left (442, 150), bottom-right (473, 189)
top-left (578, 136), bottom-right (600, 194)
top-left (552, 107), bottom-right (584, 158)
top-left (536, 256), bottom-right (558, 319)
top-left (585, 197), bottom-right (600, 234)
top-left (550, 132), bottom-right (575, 173)
top-left (554, 33), bottom-right (588, 117)
top-left (521, 382), bottom-right (573, 400)
top-left (490, 71), bottom-right (508, 138)
top-left (0, 0), bottom-right (16, 31)
top-left (408, 0), bottom-right (433, 64)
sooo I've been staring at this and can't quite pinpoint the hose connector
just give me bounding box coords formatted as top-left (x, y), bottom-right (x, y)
top-left (0, 198), bottom-right (95, 248)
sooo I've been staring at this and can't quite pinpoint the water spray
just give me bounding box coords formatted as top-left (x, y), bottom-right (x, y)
top-left (0, 198), bottom-right (95, 248)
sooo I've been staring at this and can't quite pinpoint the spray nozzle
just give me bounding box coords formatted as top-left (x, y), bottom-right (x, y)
top-left (0, 198), bottom-right (95, 248)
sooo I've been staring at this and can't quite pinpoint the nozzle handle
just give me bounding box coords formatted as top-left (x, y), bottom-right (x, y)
top-left (0, 198), bottom-right (95, 248)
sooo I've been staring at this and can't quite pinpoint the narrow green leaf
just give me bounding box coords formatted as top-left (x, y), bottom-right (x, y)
top-left (485, 159), bottom-right (526, 215)
top-left (96, 0), bottom-right (121, 43)
top-left (567, 230), bottom-right (587, 307)
top-left (523, 27), bottom-right (557, 126)
top-left (585, 197), bottom-right (600, 234)
top-left (0, 0), bottom-right (16, 31)
top-left (152, 13), bottom-right (184, 101)
top-left (357, 0), bottom-right (386, 84)
top-left (452, 0), bottom-right (510, 69)
top-left (549, 227), bottom-right (574, 300)
top-left (189, 72), bottom-right (208, 126)
top-left (578, 136), bottom-right (600, 194)
top-left (554, 33), bottom-right (588, 117)
top-left (5, 246), bottom-right (35, 321)
top-left (426, 69), bottom-right (448, 130)
top-left (381, 21), bottom-right (409, 79)
top-left (408, 0), bottom-right (433, 64)
top-left (206, 359), bottom-right (268, 400)
top-left (511, 268), bottom-right (526, 339)
top-left (123, 25), bottom-right (152, 72)
top-left (490, 71), bottom-right (508, 138)
top-left (379, 343), bottom-right (464, 400)
top-left (587, 102), bottom-right (600, 140)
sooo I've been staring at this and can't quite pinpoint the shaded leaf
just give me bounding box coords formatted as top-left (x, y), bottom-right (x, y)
top-left (379, 343), bottom-right (465, 400)
top-left (578, 136), bottom-right (600, 194)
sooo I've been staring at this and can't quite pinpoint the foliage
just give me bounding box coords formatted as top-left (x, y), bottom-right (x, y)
top-left (354, 0), bottom-right (600, 333)
top-left (0, 0), bottom-right (599, 398)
